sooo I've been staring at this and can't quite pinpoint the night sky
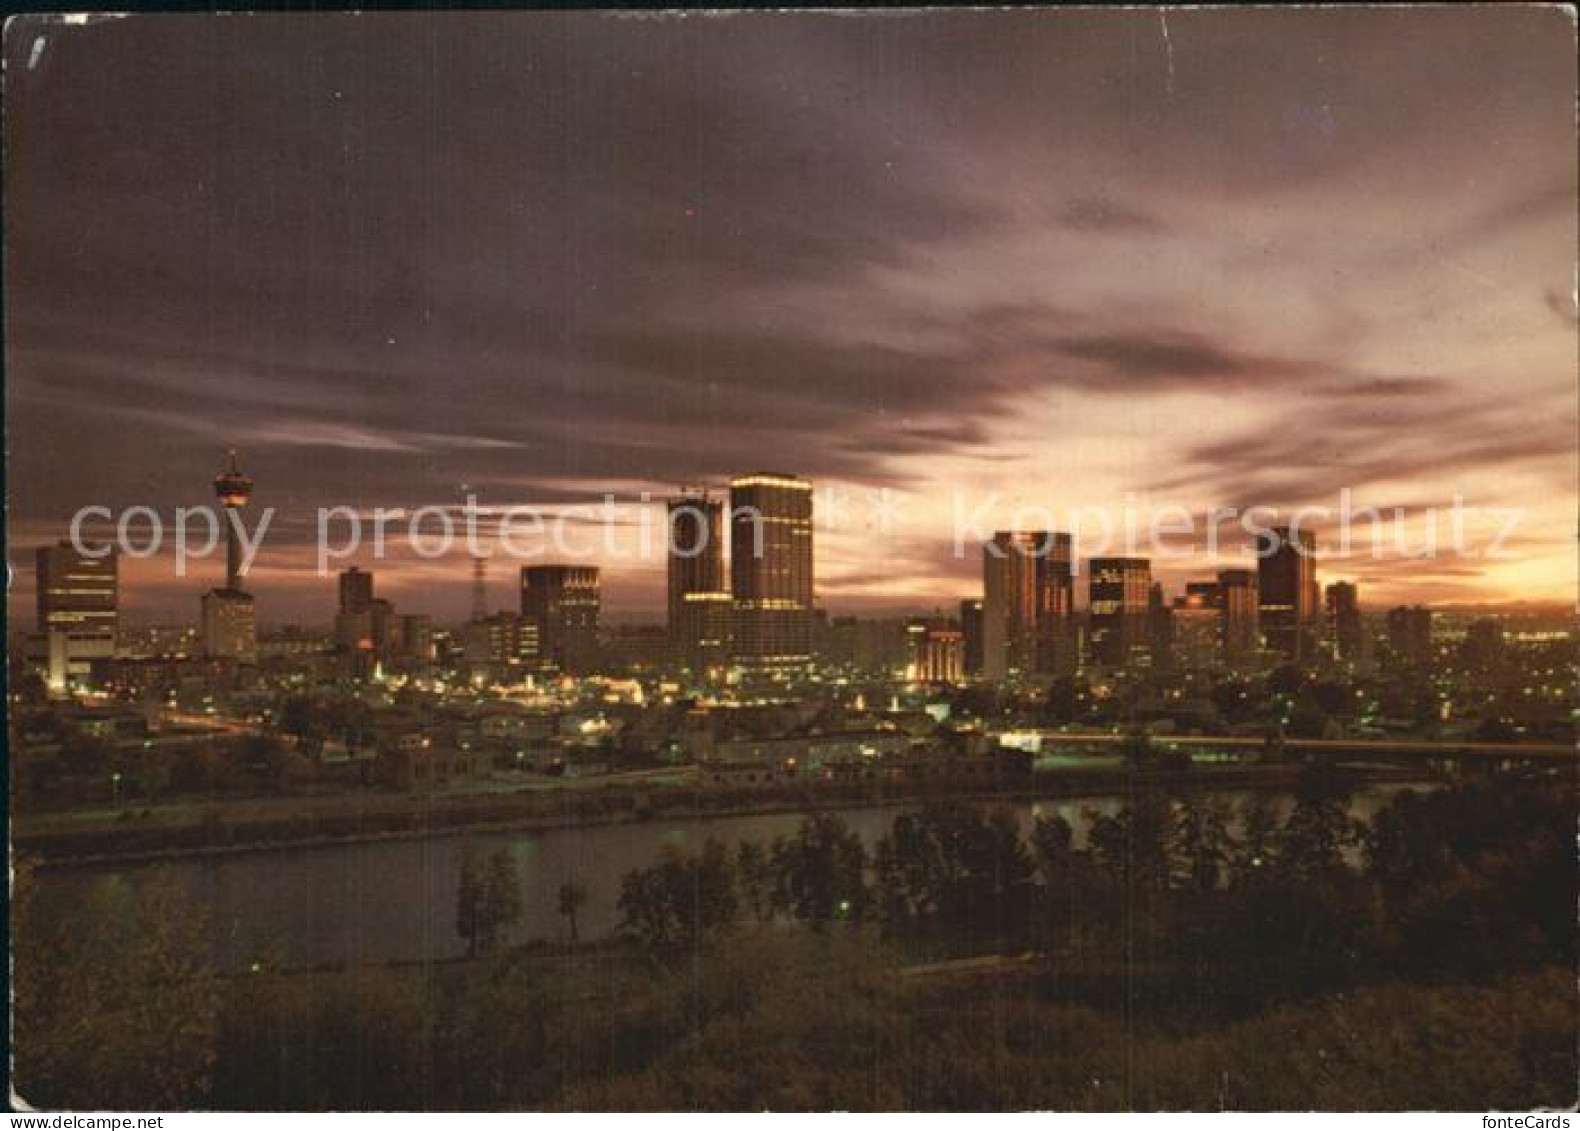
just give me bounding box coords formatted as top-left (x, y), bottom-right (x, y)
top-left (5, 8), bottom-right (1575, 624)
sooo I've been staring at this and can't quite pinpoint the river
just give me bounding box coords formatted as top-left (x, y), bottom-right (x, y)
top-left (33, 784), bottom-right (1419, 973)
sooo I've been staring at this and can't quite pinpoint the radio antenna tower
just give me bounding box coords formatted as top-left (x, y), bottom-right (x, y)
top-left (471, 553), bottom-right (488, 622)
top-left (462, 481), bottom-right (489, 623)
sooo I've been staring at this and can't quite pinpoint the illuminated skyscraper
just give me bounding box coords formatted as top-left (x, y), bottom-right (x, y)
top-left (1172, 584), bottom-right (1222, 671)
top-left (983, 532), bottom-right (1072, 680)
top-left (983, 533), bottom-right (1036, 680)
top-left (339, 566), bottom-right (375, 616)
top-left (729, 473), bottom-right (814, 674)
top-left (959, 598), bottom-right (985, 676)
top-left (1087, 557), bottom-right (1151, 669)
top-left (1034, 534), bottom-right (1077, 677)
top-left (1257, 526), bottom-right (1317, 664)
top-left (35, 540), bottom-right (118, 693)
top-left (521, 565), bottom-right (601, 674)
top-left (1147, 581), bottom-right (1175, 672)
top-left (905, 617), bottom-right (965, 683)
top-left (201, 449), bottom-right (257, 661)
top-left (1216, 568), bottom-right (1260, 668)
top-left (667, 490), bottom-right (731, 672)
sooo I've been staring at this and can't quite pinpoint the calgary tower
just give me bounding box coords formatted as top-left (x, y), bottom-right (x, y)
top-left (201, 449), bottom-right (258, 660)
top-left (213, 448), bottom-right (254, 591)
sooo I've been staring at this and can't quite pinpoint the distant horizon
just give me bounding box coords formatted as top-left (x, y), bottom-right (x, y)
top-left (69, 593), bottom-right (1580, 637)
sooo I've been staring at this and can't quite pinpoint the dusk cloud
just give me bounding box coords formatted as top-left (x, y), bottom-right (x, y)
top-left (4, 8), bottom-right (1573, 621)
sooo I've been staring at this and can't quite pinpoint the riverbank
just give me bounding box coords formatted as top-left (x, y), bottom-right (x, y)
top-left (15, 760), bottom-right (1431, 867)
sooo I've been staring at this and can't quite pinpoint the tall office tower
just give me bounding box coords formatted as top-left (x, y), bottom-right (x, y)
top-left (1147, 581), bottom-right (1175, 672)
top-left (202, 450), bottom-right (257, 660)
top-left (520, 565), bottom-right (601, 674)
top-left (679, 593), bottom-right (733, 675)
top-left (35, 540), bottom-right (118, 693)
top-left (982, 532), bottom-right (1072, 680)
top-left (339, 567), bottom-right (374, 616)
top-left (1033, 533), bottom-right (1077, 677)
top-left (1087, 557), bottom-right (1151, 668)
top-left (729, 473), bottom-right (814, 674)
top-left (983, 533), bottom-right (1038, 680)
top-left (1257, 526), bottom-right (1317, 664)
top-left (1325, 582), bottom-right (1363, 666)
top-left (334, 607), bottom-right (374, 654)
top-left (1386, 605), bottom-right (1434, 669)
top-left (1306, 577), bottom-right (1324, 649)
top-left (471, 554), bottom-right (489, 622)
top-left (1173, 584), bottom-right (1222, 671)
top-left (959, 598), bottom-right (985, 676)
top-left (333, 567), bottom-right (378, 667)
top-left (667, 491), bottom-right (731, 672)
top-left (393, 613), bottom-right (436, 667)
top-left (1217, 568), bottom-right (1259, 667)
top-left (905, 617), bottom-right (965, 684)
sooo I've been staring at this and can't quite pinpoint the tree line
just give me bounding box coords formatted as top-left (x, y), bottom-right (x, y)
top-left (611, 769), bottom-right (1574, 1001)
top-left (12, 770), bottom-right (1573, 1109)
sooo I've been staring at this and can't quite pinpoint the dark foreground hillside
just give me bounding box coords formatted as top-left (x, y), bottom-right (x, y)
top-left (12, 771), bottom-right (1576, 1110)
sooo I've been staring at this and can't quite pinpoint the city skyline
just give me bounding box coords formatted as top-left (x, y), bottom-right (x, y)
top-left (6, 11), bottom-right (1575, 1114)
top-left (5, 8), bottom-right (1576, 623)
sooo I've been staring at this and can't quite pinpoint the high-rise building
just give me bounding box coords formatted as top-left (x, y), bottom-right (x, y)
top-left (338, 567), bottom-right (375, 615)
top-left (667, 491), bottom-right (731, 672)
top-left (391, 613), bottom-right (436, 667)
top-left (202, 450), bottom-right (257, 661)
top-left (984, 533), bottom-right (1037, 680)
top-left (334, 566), bottom-right (378, 668)
top-left (1147, 581), bottom-right (1174, 672)
top-left (729, 473), bottom-right (814, 674)
top-left (905, 617), bottom-right (965, 683)
top-left (1087, 557), bottom-right (1151, 669)
top-left (678, 593), bottom-right (733, 675)
top-left (201, 591), bottom-right (256, 662)
top-left (1325, 582), bottom-right (1363, 666)
top-left (959, 598), bottom-right (985, 676)
top-left (982, 532), bottom-right (1072, 680)
top-left (1034, 534), bottom-right (1077, 677)
top-left (1172, 584), bottom-right (1222, 671)
top-left (1257, 526), bottom-right (1317, 664)
top-left (520, 565), bottom-right (601, 674)
top-left (334, 608), bottom-right (376, 654)
top-left (35, 540), bottom-right (118, 692)
top-left (1217, 568), bottom-right (1259, 667)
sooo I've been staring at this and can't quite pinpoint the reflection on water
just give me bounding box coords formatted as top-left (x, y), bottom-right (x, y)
top-left (34, 785), bottom-right (1415, 973)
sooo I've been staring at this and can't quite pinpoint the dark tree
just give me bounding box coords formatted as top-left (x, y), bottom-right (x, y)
top-left (557, 880), bottom-right (588, 943)
top-left (456, 844), bottom-right (485, 957)
top-left (770, 813), bottom-right (869, 927)
top-left (481, 849), bottom-right (524, 951)
top-left (617, 838), bottom-right (738, 949)
top-left (735, 839), bottom-right (775, 923)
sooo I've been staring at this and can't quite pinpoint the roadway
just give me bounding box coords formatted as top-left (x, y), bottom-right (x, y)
top-left (1020, 730), bottom-right (1574, 762)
